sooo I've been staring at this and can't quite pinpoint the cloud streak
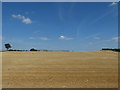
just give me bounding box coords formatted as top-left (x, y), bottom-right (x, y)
top-left (58, 6), bottom-right (64, 22)
top-left (112, 37), bottom-right (120, 41)
top-left (90, 2), bottom-right (117, 25)
top-left (12, 14), bottom-right (32, 24)
top-left (104, 37), bottom-right (120, 42)
top-left (29, 37), bottom-right (35, 40)
top-left (93, 36), bottom-right (100, 40)
top-left (39, 37), bottom-right (51, 40)
top-left (59, 36), bottom-right (73, 40)
top-left (109, 2), bottom-right (117, 7)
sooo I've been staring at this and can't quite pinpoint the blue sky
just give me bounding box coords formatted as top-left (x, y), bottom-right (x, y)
top-left (2, 2), bottom-right (118, 51)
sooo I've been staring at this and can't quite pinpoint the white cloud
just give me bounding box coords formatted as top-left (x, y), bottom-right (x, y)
top-left (109, 2), bottom-right (117, 7)
top-left (22, 18), bottom-right (32, 24)
top-left (29, 37), bottom-right (35, 40)
top-left (58, 6), bottom-right (64, 22)
top-left (104, 37), bottom-right (120, 42)
top-left (12, 14), bottom-right (32, 24)
top-left (12, 15), bottom-right (17, 18)
top-left (59, 36), bottom-right (73, 40)
top-left (93, 36), bottom-right (100, 40)
top-left (90, 2), bottom-right (117, 25)
top-left (112, 37), bottom-right (118, 40)
top-left (39, 37), bottom-right (51, 40)
top-left (90, 10), bottom-right (113, 24)
top-left (112, 37), bottom-right (120, 41)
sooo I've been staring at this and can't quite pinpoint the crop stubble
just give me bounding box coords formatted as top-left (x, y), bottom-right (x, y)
top-left (2, 51), bottom-right (118, 88)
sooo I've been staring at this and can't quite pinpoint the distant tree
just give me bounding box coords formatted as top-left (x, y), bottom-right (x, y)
top-left (8, 49), bottom-right (13, 51)
top-left (5, 43), bottom-right (11, 50)
top-left (30, 48), bottom-right (37, 51)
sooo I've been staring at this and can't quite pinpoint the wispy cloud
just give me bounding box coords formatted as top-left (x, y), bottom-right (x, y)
top-left (90, 2), bottom-right (117, 25)
top-left (58, 5), bottom-right (64, 22)
top-left (104, 37), bottom-right (119, 42)
top-left (39, 37), bottom-right (51, 40)
top-left (90, 10), bottom-right (114, 24)
top-left (93, 36), bottom-right (100, 40)
top-left (68, 3), bottom-right (75, 19)
top-left (85, 34), bottom-right (100, 39)
top-left (109, 2), bottom-right (117, 7)
top-left (29, 37), bottom-right (51, 40)
top-left (29, 37), bottom-right (35, 40)
top-left (112, 37), bottom-right (120, 41)
top-left (12, 14), bottom-right (32, 24)
top-left (34, 31), bottom-right (41, 34)
top-left (76, 19), bottom-right (87, 38)
top-left (59, 36), bottom-right (73, 40)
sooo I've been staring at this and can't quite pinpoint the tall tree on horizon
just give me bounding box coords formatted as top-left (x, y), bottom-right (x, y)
top-left (5, 43), bottom-right (11, 50)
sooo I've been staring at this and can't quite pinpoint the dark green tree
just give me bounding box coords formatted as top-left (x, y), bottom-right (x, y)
top-left (5, 43), bottom-right (11, 50)
top-left (30, 48), bottom-right (37, 51)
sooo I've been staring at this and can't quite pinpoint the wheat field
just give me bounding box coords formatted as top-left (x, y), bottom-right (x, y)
top-left (2, 51), bottom-right (118, 88)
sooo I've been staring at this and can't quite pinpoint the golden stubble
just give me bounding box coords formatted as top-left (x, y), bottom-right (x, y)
top-left (2, 51), bottom-right (118, 88)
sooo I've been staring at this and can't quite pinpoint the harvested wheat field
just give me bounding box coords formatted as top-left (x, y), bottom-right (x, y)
top-left (2, 51), bottom-right (118, 88)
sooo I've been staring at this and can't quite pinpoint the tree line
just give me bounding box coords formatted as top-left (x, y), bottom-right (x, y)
top-left (4, 43), bottom-right (120, 52)
top-left (4, 43), bottom-right (48, 51)
top-left (102, 48), bottom-right (120, 52)
top-left (4, 43), bottom-right (69, 51)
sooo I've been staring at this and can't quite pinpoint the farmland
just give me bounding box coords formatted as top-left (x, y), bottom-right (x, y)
top-left (2, 51), bottom-right (118, 88)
